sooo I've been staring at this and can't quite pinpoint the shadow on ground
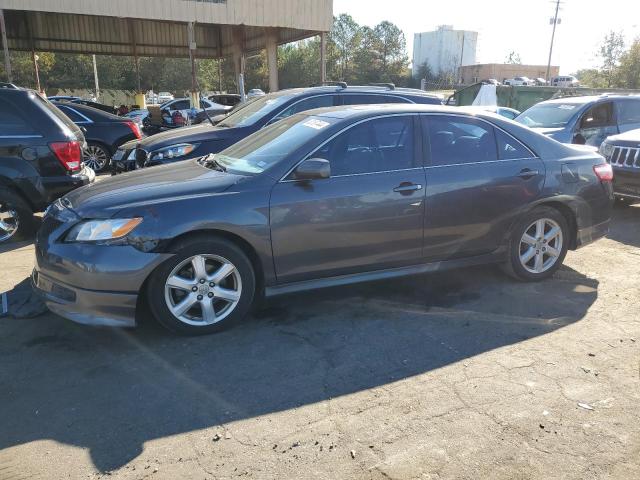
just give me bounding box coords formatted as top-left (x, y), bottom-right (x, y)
top-left (607, 203), bottom-right (640, 248)
top-left (0, 263), bottom-right (598, 472)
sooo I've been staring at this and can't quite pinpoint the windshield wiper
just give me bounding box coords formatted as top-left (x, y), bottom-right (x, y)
top-left (200, 154), bottom-right (226, 172)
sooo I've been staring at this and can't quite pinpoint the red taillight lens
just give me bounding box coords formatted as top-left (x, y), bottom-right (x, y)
top-left (50, 141), bottom-right (82, 172)
top-left (593, 163), bottom-right (613, 182)
top-left (126, 120), bottom-right (142, 139)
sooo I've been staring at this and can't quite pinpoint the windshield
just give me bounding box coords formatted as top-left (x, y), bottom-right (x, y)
top-left (204, 114), bottom-right (335, 174)
top-left (516, 103), bottom-right (580, 128)
top-left (217, 93), bottom-right (295, 128)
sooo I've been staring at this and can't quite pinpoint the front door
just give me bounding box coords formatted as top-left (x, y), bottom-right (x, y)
top-left (421, 114), bottom-right (546, 260)
top-left (574, 101), bottom-right (618, 146)
top-left (270, 115), bottom-right (426, 283)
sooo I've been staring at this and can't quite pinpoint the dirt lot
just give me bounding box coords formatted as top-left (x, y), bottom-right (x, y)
top-left (0, 205), bottom-right (639, 480)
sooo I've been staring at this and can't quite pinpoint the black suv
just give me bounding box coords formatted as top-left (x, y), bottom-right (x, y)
top-left (0, 85), bottom-right (95, 243)
top-left (112, 83), bottom-right (443, 171)
top-left (600, 128), bottom-right (640, 203)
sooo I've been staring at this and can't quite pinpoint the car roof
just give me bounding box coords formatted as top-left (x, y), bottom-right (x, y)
top-left (53, 101), bottom-right (124, 121)
top-left (304, 103), bottom-right (496, 120)
top-left (272, 84), bottom-right (442, 100)
top-left (539, 95), bottom-right (640, 106)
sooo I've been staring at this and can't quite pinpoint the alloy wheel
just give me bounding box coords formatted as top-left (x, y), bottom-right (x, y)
top-left (83, 145), bottom-right (109, 171)
top-left (0, 203), bottom-right (19, 242)
top-left (519, 218), bottom-right (563, 274)
top-left (164, 254), bottom-right (242, 326)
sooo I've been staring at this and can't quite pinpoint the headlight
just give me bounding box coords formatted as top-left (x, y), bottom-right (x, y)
top-left (599, 142), bottom-right (614, 158)
top-left (65, 218), bottom-right (142, 243)
top-left (149, 143), bottom-right (199, 161)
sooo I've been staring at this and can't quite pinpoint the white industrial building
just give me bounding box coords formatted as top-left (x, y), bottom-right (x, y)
top-left (412, 25), bottom-right (477, 78)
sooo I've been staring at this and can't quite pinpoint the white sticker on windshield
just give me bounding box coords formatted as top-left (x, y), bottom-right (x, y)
top-left (257, 160), bottom-right (267, 167)
top-left (558, 105), bottom-right (576, 110)
top-left (303, 119), bottom-right (330, 130)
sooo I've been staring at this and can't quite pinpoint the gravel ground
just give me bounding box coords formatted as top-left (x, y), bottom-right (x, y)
top-left (0, 204), bottom-right (638, 480)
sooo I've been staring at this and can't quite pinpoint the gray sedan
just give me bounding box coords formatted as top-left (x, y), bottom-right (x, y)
top-left (33, 105), bottom-right (613, 335)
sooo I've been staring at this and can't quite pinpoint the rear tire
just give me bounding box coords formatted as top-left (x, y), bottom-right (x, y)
top-left (0, 188), bottom-right (35, 244)
top-left (502, 206), bottom-right (569, 282)
top-left (147, 237), bottom-right (256, 335)
top-left (83, 143), bottom-right (111, 172)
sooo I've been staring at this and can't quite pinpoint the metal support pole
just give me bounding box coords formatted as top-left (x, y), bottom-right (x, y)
top-left (32, 52), bottom-right (41, 92)
top-left (265, 28), bottom-right (278, 93)
top-left (92, 54), bottom-right (100, 101)
top-left (546, 0), bottom-right (561, 82)
top-left (218, 59), bottom-right (223, 93)
top-left (0, 9), bottom-right (12, 83)
top-left (320, 32), bottom-right (327, 83)
top-left (188, 21), bottom-right (198, 107)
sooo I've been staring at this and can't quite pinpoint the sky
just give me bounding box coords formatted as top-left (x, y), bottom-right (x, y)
top-left (333, 0), bottom-right (640, 75)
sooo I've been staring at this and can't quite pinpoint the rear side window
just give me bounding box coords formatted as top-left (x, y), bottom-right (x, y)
top-left (495, 129), bottom-right (533, 160)
top-left (426, 115), bottom-right (498, 166)
top-left (57, 105), bottom-right (85, 123)
top-left (617, 100), bottom-right (640, 125)
top-left (170, 100), bottom-right (190, 110)
top-left (341, 94), bottom-right (410, 105)
top-left (0, 99), bottom-right (38, 136)
top-left (315, 116), bottom-right (415, 176)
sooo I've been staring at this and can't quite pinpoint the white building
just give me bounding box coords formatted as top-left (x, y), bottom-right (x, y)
top-left (412, 25), bottom-right (477, 78)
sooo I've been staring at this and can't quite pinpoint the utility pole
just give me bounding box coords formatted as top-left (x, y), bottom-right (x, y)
top-left (0, 9), bottom-right (12, 83)
top-left (92, 54), bottom-right (100, 101)
top-left (546, 0), bottom-right (561, 82)
top-left (32, 53), bottom-right (41, 92)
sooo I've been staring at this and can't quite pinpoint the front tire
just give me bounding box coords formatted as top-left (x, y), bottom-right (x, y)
top-left (0, 188), bottom-right (35, 244)
top-left (147, 237), bottom-right (256, 335)
top-left (503, 206), bottom-right (569, 282)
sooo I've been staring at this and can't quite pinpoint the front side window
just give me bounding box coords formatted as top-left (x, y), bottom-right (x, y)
top-left (579, 102), bottom-right (614, 129)
top-left (170, 100), bottom-right (190, 111)
top-left (314, 116), bottom-right (415, 176)
top-left (426, 115), bottom-right (498, 166)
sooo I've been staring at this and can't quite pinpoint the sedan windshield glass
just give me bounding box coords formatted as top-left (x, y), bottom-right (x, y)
top-left (516, 103), bottom-right (580, 128)
top-left (217, 93), bottom-right (295, 128)
top-left (205, 114), bottom-right (335, 174)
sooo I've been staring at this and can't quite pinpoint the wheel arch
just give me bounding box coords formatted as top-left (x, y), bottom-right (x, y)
top-left (159, 229), bottom-right (266, 294)
top-left (522, 200), bottom-right (578, 250)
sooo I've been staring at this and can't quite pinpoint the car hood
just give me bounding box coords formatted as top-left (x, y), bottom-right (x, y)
top-left (127, 123), bottom-right (235, 150)
top-left (606, 128), bottom-right (640, 144)
top-left (63, 160), bottom-right (245, 218)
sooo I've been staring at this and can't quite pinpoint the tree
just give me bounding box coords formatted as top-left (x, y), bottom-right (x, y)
top-left (505, 51), bottom-right (522, 64)
top-left (573, 68), bottom-right (607, 88)
top-left (599, 31), bottom-right (625, 87)
top-left (615, 38), bottom-right (640, 89)
top-left (329, 14), bottom-right (361, 81)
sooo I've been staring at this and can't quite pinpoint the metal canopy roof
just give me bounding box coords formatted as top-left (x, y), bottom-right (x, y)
top-left (1, 0), bottom-right (332, 58)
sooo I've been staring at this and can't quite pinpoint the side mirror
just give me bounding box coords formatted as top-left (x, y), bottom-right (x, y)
top-left (292, 158), bottom-right (330, 180)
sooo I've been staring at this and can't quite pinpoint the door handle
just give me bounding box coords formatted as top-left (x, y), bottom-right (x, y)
top-left (393, 183), bottom-right (423, 194)
top-left (517, 168), bottom-right (539, 179)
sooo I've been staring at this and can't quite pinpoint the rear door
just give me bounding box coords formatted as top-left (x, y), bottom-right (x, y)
top-left (615, 98), bottom-right (640, 134)
top-left (421, 114), bottom-right (545, 260)
top-left (270, 114), bottom-right (426, 283)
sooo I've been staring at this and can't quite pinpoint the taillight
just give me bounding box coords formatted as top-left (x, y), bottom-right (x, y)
top-left (593, 163), bottom-right (613, 182)
top-left (125, 121), bottom-right (142, 139)
top-left (50, 141), bottom-right (82, 172)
